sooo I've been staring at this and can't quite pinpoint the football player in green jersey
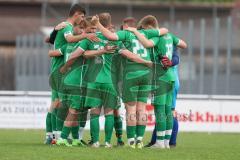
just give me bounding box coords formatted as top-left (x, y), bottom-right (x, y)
top-left (62, 13), bottom-right (154, 148)
top-left (49, 4), bottom-right (102, 143)
top-left (91, 14), bottom-right (169, 149)
top-left (49, 17), bottom-right (112, 147)
top-left (126, 15), bottom-right (187, 149)
top-left (49, 4), bottom-right (86, 143)
top-left (67, 13), bottom-right (152, 148)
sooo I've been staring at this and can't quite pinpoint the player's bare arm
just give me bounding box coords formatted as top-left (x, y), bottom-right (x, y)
top-left (48, 49), bottom-right (62, 57)
top-left (177, 39), bottom-right (188, 49)
top-left (65, 33), bottom-right (99, 43)
top-left (60, 48), bottom-right (84, 73)
top-left (91, 15), bottom-right (118, 40)
top-left (83, 44), bottom-right (116, 58)
top-left (125, 27), bottom-right (168, 48)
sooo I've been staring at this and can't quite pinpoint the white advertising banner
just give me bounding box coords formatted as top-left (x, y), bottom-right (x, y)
top-left (0, 93), bottom-right (240, 132)
top-left (176, 99), bottom-right (240, 132)
top-left (0, 96), bottom-right (50, 129)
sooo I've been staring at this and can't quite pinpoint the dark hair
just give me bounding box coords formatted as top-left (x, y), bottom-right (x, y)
top-left (120, 25), bottom-right (124, 30)
top-left (69, 4), bottom-right (86, 17)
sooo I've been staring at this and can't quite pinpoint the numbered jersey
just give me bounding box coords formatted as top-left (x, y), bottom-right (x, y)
top-left (59, 42), bottom-right (78, 63)
top-left (150, 33), bottom-right (180, 81)
top-left (116, 29), bottom-right (160, 74)
top-left (77, 32), bottom-right (125, 84)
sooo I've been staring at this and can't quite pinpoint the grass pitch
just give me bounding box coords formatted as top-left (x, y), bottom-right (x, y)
top-left (0, 129), bottom-right (239, 160)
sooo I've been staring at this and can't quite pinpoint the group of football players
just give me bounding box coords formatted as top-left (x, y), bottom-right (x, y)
top-left (44, 3), bottom-right (187, 149)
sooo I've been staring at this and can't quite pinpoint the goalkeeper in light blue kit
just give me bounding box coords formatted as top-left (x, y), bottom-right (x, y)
top-left (145, 46), bottom-right (180, 148)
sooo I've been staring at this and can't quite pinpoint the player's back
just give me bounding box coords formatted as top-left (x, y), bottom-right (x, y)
top-left (83, 32), bottom-right (122, 84)
top-left (152, 33), bottom-right (177, 82)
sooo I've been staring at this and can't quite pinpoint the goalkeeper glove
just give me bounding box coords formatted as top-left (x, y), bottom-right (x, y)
top-left (161, 56), bottom-right (172, 68)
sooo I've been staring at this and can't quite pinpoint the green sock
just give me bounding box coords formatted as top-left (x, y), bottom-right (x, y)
top-left (90, 114), bottom-right (100, 143)
top-left (136, 125), bottom-right (146, 140)
top-left (105, 115), bottom-right (114, 143)
top-left (155, 105), bottom-right (166, 140)
top-left (71, 126), bottom-right (79, 139)
top-left (61, 126), bottom-right (71, 139)
top-left (166, 105), bottom-right (173, 130)
top-left (46, 112), bottom-right (52, 133)
top-left (126, 126), bottom-right (136, 139)
top-left (114, 116), bottom-right (123, 142)
top-left (56, 107), bottom-right (67, 131)
top-left (165, 134), bottom-right (171, 140)
top-left (165, 105), bottom-right (173, 140)
top-left (51, 109), bottom-right (57, 132)
top-left (79, 108), bottom-right (88, 128)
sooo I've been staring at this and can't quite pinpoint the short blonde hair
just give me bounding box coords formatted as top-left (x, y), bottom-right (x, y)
top-left (98, 12), bottom-right (111, 27)
top-left (79, 16), bottom-right (94, 28)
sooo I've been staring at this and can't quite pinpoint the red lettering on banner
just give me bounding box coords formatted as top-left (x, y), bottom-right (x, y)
top-left (206, 112), bottom-right (214, 122)
top-left (196, 112), bottom-right (204, 122)
top-left (216, 115), bottom-right (223, 123)
top-left (145, 105), bottom-right (240, 126)
top-left (224, 115), bottom-right (233, 123)
top-left (234, 116), bottom-right (240, 123)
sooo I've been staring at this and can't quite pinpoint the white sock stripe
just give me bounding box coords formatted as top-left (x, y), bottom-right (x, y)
top-left (156, 140), bottom-right (164, 144)
top-left (128, 138), bottom-right (135, 144)
top-left (137, 137), bottom-right (143, 141)
top-left (78, 127), bottom-right (84, 140)
top-left (165, 130), bottom-right (172, 135)
top-left (157, 131), bottom-right (165, 137)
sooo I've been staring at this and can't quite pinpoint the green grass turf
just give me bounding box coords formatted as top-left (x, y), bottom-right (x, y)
top-left (0, 129), bottom-right (240, 160)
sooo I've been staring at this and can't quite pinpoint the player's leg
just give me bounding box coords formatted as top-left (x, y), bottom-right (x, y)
top-left (125, 102), bottom-right (137, 148)
top-left (164, 82), bottom-right (174, 149)
top-left (56, 93), bottom-right (68, 140)
top-left (85, 82), bottom-right (102, 147)
top-left (90, 107), bottom-right (101, 148)
top-left (102, 84), bottom-right (119, 148)
top-left (57, 95), bottom-right (80, 147)
top-left (151, 83), bottom-right (167, 149)
top-left (169, 80), bottom-right (179, 147)
top-left (45, 107), bottom-right (53, 144)
top-left (78, 107), bottom-right (88, 145)
top-left (169, 115), bottom-right (178, 147)
top-left (104, 108), bottom-right (114, 148)
top-left (50, 90), bottom-right (60, 144)
top-left (135, 73), bottom-right (152, 148)
top-left (123, 78), bottom-right (137, 148)
top-left (153, 99), bottom-right (166, 149)
top-left (57, 108), bottom-right (74, 147)
top-left (113, 109), bottom-right (124, 146)
top-left (70, 96), bottom-right (85, 147)
top-left (150, 125), bottom-right (157, 145)
top-left (135, 101), bottom-right (147, 149)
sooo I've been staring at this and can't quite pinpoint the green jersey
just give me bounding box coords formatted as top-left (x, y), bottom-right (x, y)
top-left (51, 22), bottom-right (73, 72)
top-left (59, 42), bottom-right (78, 63)
top-left (116, 29), bottom-right (160, 75)
top-left (150, 33), bottom-right (180, 81)
top-left (59, 42), bottom-right (86, 87)
top-left (77, 32), bottom-right (124, 84)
